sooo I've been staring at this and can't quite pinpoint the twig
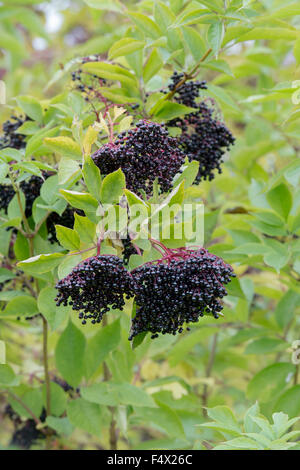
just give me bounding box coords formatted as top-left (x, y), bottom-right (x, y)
top-left (163, 48), bottom-right (212, 102)
top-left (5, 391), bottom-right (46, 434)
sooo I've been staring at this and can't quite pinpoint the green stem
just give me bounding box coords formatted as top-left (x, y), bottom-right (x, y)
top-left (43, 317), bottom-right (51, 416)
top-left (202, 333), bottom-right (218, 417)
top-left (6, 391), bottom-right (46, 433)
top-left (162, 48), bottom-right (212, 102)
top-left (102, 315), bottom-right (118, 450)
top-left (9, 171), bottom-right (52, 429)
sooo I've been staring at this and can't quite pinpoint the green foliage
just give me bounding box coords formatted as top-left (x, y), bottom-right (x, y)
top-left (0, 0), bottom-right (300, 452)
top-left (201, 404), bottom-right (300, 450)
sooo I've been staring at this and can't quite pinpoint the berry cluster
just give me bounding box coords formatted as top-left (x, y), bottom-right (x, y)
top-left (167, 72), bottom-right (235, 182)
top-left (0, 175), bottom-right (46, 217)
top-left (4, 405), bottom-right (46, 450)
top-left (47, 207), bottom-right (84, 244)
top-left (129, 247), bottom-right (235, 340)
top-left (165, 71), bottom-right (207, 107)
top-left (0, 116), bottom-right (27, 150)
top-left (122, 234), bottom-right (138, 266)
top-left (55, 255), bottom-right (135, 324)
top-left (92, 120), bottom-right (185, 196)
top-left (10, 420), bottom-right (45, 450)
top-left (71, 66), bottom-right (107, 104)
top-left (0, 184), bottom-right (15, 213)
top-left (0, 168), bottom-right (83, 244)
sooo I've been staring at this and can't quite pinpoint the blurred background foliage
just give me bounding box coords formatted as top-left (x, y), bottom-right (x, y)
top-left (0, 0), bottom-right (300, 450)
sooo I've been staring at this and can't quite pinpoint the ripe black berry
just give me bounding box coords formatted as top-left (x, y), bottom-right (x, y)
top-left (10, 420), bottom-right (44, 449)
top-left (0, 115), bottom-right (27, 150)
top-left (167, 73), bottom-right (235, 182)
top-left (55, 255), bottom-right (135, 324)
top-left (129, 247), bottom-right (235, 340)
top-left (92, 120), bottom-right (185, 196)
top-left (122, 234), bottom-right (138, 266)
top-left (0, 175), bottom-right (46, 217)
top-left (46, 207), bottom-right (84, 244)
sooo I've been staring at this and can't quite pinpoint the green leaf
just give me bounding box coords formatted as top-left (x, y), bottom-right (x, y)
top-left (9, 387), bottom-right (43, 419)
top-left (153, 101), bottom-right (196, 120)
top-left (108, 38), bottom-right (144, 60)
top-left (82, 156), bottom-right (101, 201)
top-left (16, 95), bottom-right (43, 122)
top-left (58, 158), bottom-right (81, 185)
top-left (207, 406), bottom-right (241, 434)
top-left (154, 2), bottom-right (175, 31)
top-left (168, 327), bottom-right (218, 367)
top-left (55, 226), bottom-right (80, 251)
top-left (37, 287), bottom-right (69, 331)
top-left (82, 382), bottom-right (156, 408)
top-left (0, 341), bottom-right (5, 364)
top-left (58, 255), bottom-right (82, 280)
top-left (0, 268), bottom-right (16, 283)
top-left (44, 136), bottom-right (82, 159)
top-left (129, 12), bottom-right (162, 39)
top-left (132, 331), bottom-right (148, 350)
top-left (43, 382), bottom-right (67, 417)
top-left (82, 62), bottom-right (137, 87)
top-left (74, 213), bottom-right (96, 244)
top-left (0, 364), bottom-right (19, 387)
top-left (247, 363), bottom-right (296, 402)
top-left (244, 402), bottom-right (260, 434)
top-left (245, 338), bottom-right (287, 355)
top-left (100, 168), bottom-right (125, 204)
top-left (274, 386), bottom-right (300, 418)
top-left (8, 191), bottom-right (25, 220)
top-left (267, 184), bottom-right (292, 221)
top-left (205, 83), bottom-right (238, 111)
top-left (202, 59), bottom-right (233, 77)
top-left (2, 296), bottom-right (38, 317)
top-left (207, 22), bottom-right (224, 55)
top-left (226, 277), bottom-right (245, 299)
top-left (294, 37), bottom-right (300, 65)
top-left (55, 320), bottom-right (86, 387)
top-left (275, 290), bottom-right (300, 329)
top-left (84, 319), bottom-right (121, 379)
top-left (67, 398), bottom-right (103, 438)
top-left (46, 416), bottom-right (74, 436)
top-left (236, 27), bottom-right (298, 42)
top-left (181, 26), bottom-right (206, 61)
top-left (83, 0), bottom-right (123, 12)
top-left (271, 3), bottom-right (300, 18)
top-left (40, 174), bottom-right (59, 205)
top-left (135, 402), bottom-right (185, 438)
top-left (143, 48), bottom-right (164, 83)
top-left (0, 31), bottom-right (26, 58)
top-left (18, 253), bottom-right (66, 274)
top-left (60, 189), bottom-right (98, 217)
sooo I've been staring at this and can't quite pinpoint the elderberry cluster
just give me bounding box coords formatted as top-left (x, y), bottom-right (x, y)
top-left (0, 175), bottom-right (46, 217)
top-left (0, 116), bottom-right (27, 150)
top-left (92, 120), bottom-right (185, 196)
top-left (55, 255), bottom-right (135, 324)
top-left (166, 71), bottom-right (207, 107)
top-left (71, 66), bottom-right (106, 103)
top-left (46, 207), bottom-right (84, 244)
top-left (167, 72), bottom-right (235, 182)
top-left (122, 234), bottom-right (138, 266)
top-left (129, 248), bottom-right (235, 340)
